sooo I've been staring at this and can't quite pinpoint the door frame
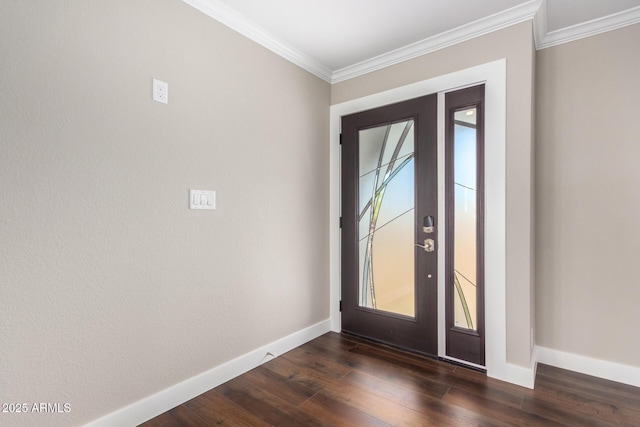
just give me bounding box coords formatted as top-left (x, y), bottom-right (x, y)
top-left (329, 59), bottom-right (528, 385)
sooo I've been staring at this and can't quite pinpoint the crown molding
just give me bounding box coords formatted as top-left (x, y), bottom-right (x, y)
top-left (183, 0), bottom-right (640, 84)
top-left (181, 0), bottom-right (333, 82)
top-left (532, 0), bottom-right (548, 49)
top-left (536, 5), bottom-right (640, 50)
top-left (331, 0), bottom-right (541, 84)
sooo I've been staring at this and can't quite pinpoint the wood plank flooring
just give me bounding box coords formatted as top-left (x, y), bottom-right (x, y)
top-left (140, 332), bottom-right (640, 426)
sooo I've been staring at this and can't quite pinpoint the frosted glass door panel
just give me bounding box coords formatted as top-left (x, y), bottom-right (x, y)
top-left (358, 120), bottom-right (415, 317)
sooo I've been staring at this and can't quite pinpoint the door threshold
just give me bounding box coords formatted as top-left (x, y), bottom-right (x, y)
top-left (341, 331), bottom-right (438, 360)
top-left (343, 331), bottom-right (486, 373)
top-left (439, 355), bottom-right (486, 373)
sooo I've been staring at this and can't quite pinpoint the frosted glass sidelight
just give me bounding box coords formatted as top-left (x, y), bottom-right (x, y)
top-left (452, 108), bottom-right (478, 330)
top-left (358, 120), bottom-right (415, 317)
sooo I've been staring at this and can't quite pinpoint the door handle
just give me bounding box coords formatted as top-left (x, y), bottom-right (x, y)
top-left (415, 238), bottom-right (435, 252)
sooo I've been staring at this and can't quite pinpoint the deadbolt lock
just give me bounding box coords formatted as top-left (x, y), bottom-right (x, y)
top-left (423, 215), bottom-right (435, 233)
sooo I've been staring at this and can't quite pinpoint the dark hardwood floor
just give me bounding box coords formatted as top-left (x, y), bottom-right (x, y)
top-left (140, 332), bottom-right (640, 426)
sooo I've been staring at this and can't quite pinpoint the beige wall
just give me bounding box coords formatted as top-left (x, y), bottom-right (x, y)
top-left (332, 22), bottom-right (536, 368)
top-left (7, 1), bottom-right (635, 423)
top-left (535, 23), bottom-right (640, 367)
top-left (0, 1), bottom-right (330, 425)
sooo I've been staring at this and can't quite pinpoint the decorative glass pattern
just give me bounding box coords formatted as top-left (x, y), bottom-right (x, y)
top-left (358, 120), bottom-right (415, 317)
top-left (453, 108), bottom-right (477, 330)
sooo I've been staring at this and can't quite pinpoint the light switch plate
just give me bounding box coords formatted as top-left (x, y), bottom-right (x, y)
top-left (189, 189), bottom-right (215, 210)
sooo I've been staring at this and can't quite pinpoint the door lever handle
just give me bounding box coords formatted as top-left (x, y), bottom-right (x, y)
top-left (415, 238), bottom-right (435, 252)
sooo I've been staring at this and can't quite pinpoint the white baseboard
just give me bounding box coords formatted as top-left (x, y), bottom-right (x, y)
top-left (536, 346), bottom-right (640, 388)
top-left (84, 319), bottom-right (332, 427)
top-left (503, 364), bottom-right (535, 389)
top-left (485, 347), bottom-right (538, 389)
top-left (487, 360), bottom-right (537, 389)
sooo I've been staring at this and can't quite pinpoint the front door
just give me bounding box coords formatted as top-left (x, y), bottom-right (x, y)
top-left (340, 94), bottom-right (438, 355)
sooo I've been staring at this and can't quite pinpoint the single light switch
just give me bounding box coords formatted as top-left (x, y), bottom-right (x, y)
top-left (189, 189), bottom-right (215, 210)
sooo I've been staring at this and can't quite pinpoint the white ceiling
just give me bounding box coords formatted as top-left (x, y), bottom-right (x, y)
top-left (545, 0), bottom-right (640, 31)
top-left (183, 0), bottom-right (640, 82)
top-left (215, 0), bottom-right (533, 71)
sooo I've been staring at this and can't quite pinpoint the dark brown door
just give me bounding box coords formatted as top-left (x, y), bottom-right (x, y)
top-left (444, 85), bottom-right (485, 366)
top-left (341, 94), bottom-right (438, 355)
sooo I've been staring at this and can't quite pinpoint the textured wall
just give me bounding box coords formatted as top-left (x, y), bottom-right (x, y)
top-left (332, 22), bottom-right (536, 368)
top-left (0, 1), bottom-right (330, 425)
top-left (535, 23), bottom-right (640, 367)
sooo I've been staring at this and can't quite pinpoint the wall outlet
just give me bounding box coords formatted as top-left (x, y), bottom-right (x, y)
top-left (152, 78), bottom-right (168, 104)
